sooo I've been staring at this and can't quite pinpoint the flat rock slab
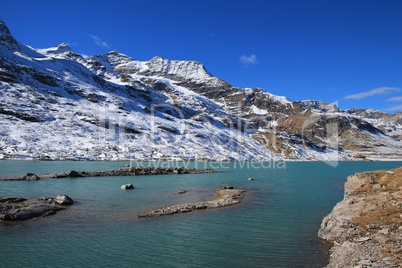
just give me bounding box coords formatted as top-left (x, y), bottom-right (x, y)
top-left (0, 167), bottom-right (217, 181)
top-left (138, 188), bottom-right (245, 218)
top-left (0, 197), bottom-right (67, 221)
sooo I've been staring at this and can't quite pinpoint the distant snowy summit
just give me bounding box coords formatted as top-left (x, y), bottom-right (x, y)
top-left (37, 42), bottom-right (74, 55)
top-left (0, 19), bottom-right (401, 161)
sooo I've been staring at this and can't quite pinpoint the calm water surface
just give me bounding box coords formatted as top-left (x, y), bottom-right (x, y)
top-left (1, 161), bottom-right (401, 267)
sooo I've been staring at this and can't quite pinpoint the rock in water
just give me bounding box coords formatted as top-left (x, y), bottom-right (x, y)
top-left (54, 195), bottom-right (74, 205)
top-left (0, 204), bottom-right (64, 221)
top-left (177, 190), bottom-right (187, 194)
top-left (138, 188), bottom-right (245, 218)
top-left (65, 170), bottom-right (82, 177)
top-left (0, 197), bottom-right (65, 221)
top-left (23, 173), bottom-right (40, 180)
top-left (120, 184), bottom-right (135, 190)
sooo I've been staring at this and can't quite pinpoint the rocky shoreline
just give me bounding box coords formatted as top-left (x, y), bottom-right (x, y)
top-left (0, 166), bottom-right (217, 181)
top-left (138, 188), bottom-right (245, 218)
top-left (318, 167), bottom-right (402, 267)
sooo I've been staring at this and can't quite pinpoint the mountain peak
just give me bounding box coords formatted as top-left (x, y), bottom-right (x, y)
top-left (0, 19), bottom-right (401, 161)
top-left (35, 42), bottom-right (76, 57)
top-left (50, 42), bottom-right (74, 54)
top-left (0, 19), bottom-right (11, 36)
top-left (104, 50), bottom-right (133, 62)
top-left (107, 50), bottom-right (125, 56)
top-left (84, 51), bottom-right (135, 75)
top-left (0, 19), bottom-right (20, 51)
top-left (150, 55), bottom-right (165, 61)
top-left (301, 100), bottom-right (339, 112)
top-left (57, 42), bottom-right (73, 51)
top-left (144, 56), bottom-right (215, 83)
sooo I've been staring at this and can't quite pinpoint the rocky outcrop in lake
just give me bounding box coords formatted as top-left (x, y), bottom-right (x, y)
top-left (318, 167), bottom-right (402, 267)
top-left (54, 195), bottom-right (74, 205)
top-left (120, 184), bottom-right (135, 190)
top-left (138, 188), bottom-right (245, 218)
top-left (0, 166), bottom-right (217, 181)
top-left (0, 195), bottom-right (73, 221)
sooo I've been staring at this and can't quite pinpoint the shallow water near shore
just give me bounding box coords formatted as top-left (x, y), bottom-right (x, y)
top-left (1, 161), bottom-right (401, 267)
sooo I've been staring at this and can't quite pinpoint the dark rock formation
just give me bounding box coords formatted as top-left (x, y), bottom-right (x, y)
top-left (0, 204), bottom-right (63, 221)
top-left (0, 197), bottom-right (65, 221)
top-left (23, 173), bottom-right (40, 180)
top-left (65, 170), bottom-right (82, 177)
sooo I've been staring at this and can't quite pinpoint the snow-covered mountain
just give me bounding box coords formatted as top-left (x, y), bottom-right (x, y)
top-left (0, 20), bottom-right (401, 161)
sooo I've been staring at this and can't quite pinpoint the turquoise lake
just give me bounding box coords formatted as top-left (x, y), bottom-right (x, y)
top-left (1, 161), bottom-right (401, 267)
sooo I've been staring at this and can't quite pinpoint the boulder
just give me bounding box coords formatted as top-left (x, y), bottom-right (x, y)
top-left (54, 195), bottom-right (74, 205)
top-left (120, 184), bottom-right (135, 190)
top-left (28, 174), bottom-right (40, 180)
top-left (65, 170), bottom-right (82, 177)
top-left (221, 186), bottom-right (234, 190)
top-left (23, 173), bottom-right (40, 180)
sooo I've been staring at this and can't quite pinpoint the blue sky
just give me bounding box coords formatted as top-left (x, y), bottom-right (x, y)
top-left (1, 0), bottom-right (402, 112)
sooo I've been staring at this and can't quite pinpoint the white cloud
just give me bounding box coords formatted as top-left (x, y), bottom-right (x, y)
top-left (386, 96), bottom-right (402, 111)
top-left (90, 34), bottom-right (110, 48)
top-left (387, 96), bottom-right (402, 102)
top-left (386, 104), bottom-right (402, 112)
top-left (240, 54), bottom-right (258, 65)
top-left (344, 87), bottom-right (400, 100)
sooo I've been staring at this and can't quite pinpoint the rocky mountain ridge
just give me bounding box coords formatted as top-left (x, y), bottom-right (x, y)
top-left (0, 19), bottom-right (401, 161)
